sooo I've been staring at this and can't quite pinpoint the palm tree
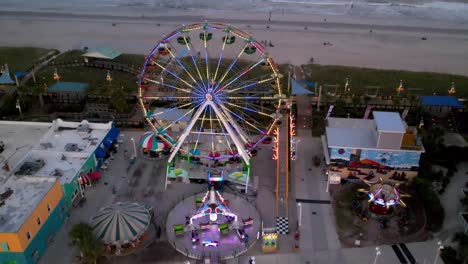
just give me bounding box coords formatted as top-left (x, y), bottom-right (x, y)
top-left (69, 223), bottom-right (103, 264)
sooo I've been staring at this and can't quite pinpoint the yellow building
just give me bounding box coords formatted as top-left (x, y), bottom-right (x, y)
top-left (0, 176), bottom-right (65, 264)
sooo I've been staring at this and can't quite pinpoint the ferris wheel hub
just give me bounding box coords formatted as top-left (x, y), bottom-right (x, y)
top-left (205, 93), bottom-right (214, 101)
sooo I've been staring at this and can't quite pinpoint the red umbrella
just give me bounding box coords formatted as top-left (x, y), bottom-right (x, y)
top-left (360, 159), bottom-right (380, 166)
top-left (89, 171), bottom-right (102, 180)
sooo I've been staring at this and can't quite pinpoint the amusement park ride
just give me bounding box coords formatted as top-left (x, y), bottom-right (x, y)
top-left (183, 172), bottom-right (253, 247)
top-left (358, 179), bottom-right (410, 216)
top-left (137, 21), bottom-right (284, 191)
top-left (140, 22), bottom-right (293, 258)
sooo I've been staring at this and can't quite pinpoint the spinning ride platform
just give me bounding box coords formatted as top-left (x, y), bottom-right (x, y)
top-left (166, 189), bottom-right (260, 260)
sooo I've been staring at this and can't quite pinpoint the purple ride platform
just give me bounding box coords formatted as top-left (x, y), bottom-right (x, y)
top-left (166, 192), bottom-right (261, 260)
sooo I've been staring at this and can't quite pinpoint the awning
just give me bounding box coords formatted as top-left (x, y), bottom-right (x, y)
top-left (103, 127), bottom-right (120, 147)
top-left (291, 79), bottom-right (315, 95)
top-left (95, 147), bottom-right (106, 158)
top-left (13, 71), bottom-right (28, 78)
top-left (79, 173), bottom-right (91, 185)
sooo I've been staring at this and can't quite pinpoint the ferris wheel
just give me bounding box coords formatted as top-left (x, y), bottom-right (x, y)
top-left (138, 22), bottom-right (283, 166)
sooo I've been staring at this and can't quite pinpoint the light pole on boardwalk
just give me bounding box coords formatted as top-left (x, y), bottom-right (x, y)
top-left (433, 240), bottom-right (444, 264)
top-left (130, 138), bottom-right (137, 159)
top-left (297, 202), bottom-right (302, 227)
top-left (373, 247), bottom-right (381, 264)
top-left (15, 99), bottom-right (22, 118)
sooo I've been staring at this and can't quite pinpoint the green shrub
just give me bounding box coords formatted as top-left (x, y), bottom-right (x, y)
top-left (440, 246), bottom-right (461, 264)
top-left (411, 178), bottom-right (445, 232)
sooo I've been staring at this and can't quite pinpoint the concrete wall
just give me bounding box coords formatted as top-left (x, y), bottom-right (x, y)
top-left (377, 131), bottom-right (403, 149)
top-left (329, 147), bottom-right (352, 161)
top-left (360, 149), bottom-right (421, 169)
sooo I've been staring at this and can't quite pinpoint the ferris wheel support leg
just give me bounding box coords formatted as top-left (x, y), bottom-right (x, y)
top-left (219, 105), bottom-right (250, 144)
top-left (208, 101), bottom-right (250, 166)
top-left (167, 100), bottom-right (210, 164)
top-left (165, 162), bottom-right (170, 191)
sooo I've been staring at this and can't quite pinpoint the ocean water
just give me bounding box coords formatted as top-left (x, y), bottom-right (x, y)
top-left (0, 0), bottom-right (467, 22)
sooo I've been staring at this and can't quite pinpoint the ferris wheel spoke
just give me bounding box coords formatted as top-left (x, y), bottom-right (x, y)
top-left (144, 78), bottom-right (199, 95)
top-left (218, 103), bottom-right (264, 134)
top-left (150, 100), bottom-right (201, 120)
top-left (149, 59), bottom-right (195, 90)
top-left (144, 96), bottom-right (193, 100)
top-left (167, 43), bottom-right (205, 94)
top-left (151, 100), bottom-right (198, 115)
top-left (209, 106), bottom-right (215, 153)
top-left (203, 29), bottom-right (210, 87)
top-left (162, 100), bottom-right (203, 132)
top-left (213, 32), bottom-right (230, 82)
top-left (224, 96), bottom-right (277, 100)
top-left (212, 42), bottom-right (249, 93)
top-left (215, 58), bottom-right (265, 94)
top-left (223, 101), bottom-right (272, 118)
top-left (215, 113), bottom-right (233, 152)
top-left (183, 35), bottom-right (205, 88)
top-left (193, 106), bottom-right (209, 152)
top-left (218, 77), bottom-right (274, 95)
top-left (216, 106), bottom-right (249, 145)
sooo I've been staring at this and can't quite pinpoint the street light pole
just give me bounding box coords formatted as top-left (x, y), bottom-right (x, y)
top-left (326, 170), bottom-right (330, 193)
top-left (373, 247), bottom-right (381, 264)
top-left (130, 138), bottom-right (137, 158)
top-left (433, 241), bottom-right (444, 264)
top-left (297, 202), bottom-right (302, 227)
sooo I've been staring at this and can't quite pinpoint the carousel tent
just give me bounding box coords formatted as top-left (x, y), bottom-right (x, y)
top-left (91, 202), bottom-right (151, 246)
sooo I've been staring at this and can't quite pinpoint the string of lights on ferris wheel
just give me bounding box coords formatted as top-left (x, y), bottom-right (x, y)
top-left (138, 22), bottom-right (283, 163)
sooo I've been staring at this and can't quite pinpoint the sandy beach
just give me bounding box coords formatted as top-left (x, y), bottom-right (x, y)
top-left (0, 0), bottom-right (467, 75)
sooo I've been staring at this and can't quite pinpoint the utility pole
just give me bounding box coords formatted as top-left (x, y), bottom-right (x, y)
top-left (317, 86), bottom-right (322, 110)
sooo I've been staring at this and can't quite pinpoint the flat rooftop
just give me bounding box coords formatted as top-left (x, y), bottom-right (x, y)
top-left (326, 112), bottom-right (410, 150)
top-left (3, 119), bottom-right (112, 185)
top-left (35, 124), bottom-right (108, 154)
top-left (327, 117), bottom-right (374, 129)
top-left (0, 176), bottom-right (57, 232)
top-left (373, 111), bottom-right (406, 133)
top-left (326, 127), bottom-right (377, 149)
top-left (13, 150), bottom-right (88, 185)
top-left (0, 121), bottom-right (51, 177)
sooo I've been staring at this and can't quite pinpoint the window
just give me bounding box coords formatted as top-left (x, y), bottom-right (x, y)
top-left (0, 241), bottom-right (9, 252)
top-left (37, 217), bottom-right (41, 226)
top-left (47, 204), bottom-right (51, 212)
top-left (26, 232), bottom-right (31, 240)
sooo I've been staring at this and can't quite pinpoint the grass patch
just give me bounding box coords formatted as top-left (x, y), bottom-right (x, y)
top-left (35, 66), bottom-right (137, 95)
top-left (302, 64), bottom-right (468, 98)
top-left (411, 177), bottom-right (445, 232)
top-left (0, 47), bottom-right (55, 71)
top-left (114, 53), bottom-right (145, 67)
top-left (334, 183), bottom-right (367, 235)
top-left (54, 50), bottom-right (85, 63)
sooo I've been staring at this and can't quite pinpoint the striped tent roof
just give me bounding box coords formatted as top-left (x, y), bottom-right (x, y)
top-left (91, 202), bottom-right (151, 246)
top-left (139, 131), bottom-right (168, 151)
